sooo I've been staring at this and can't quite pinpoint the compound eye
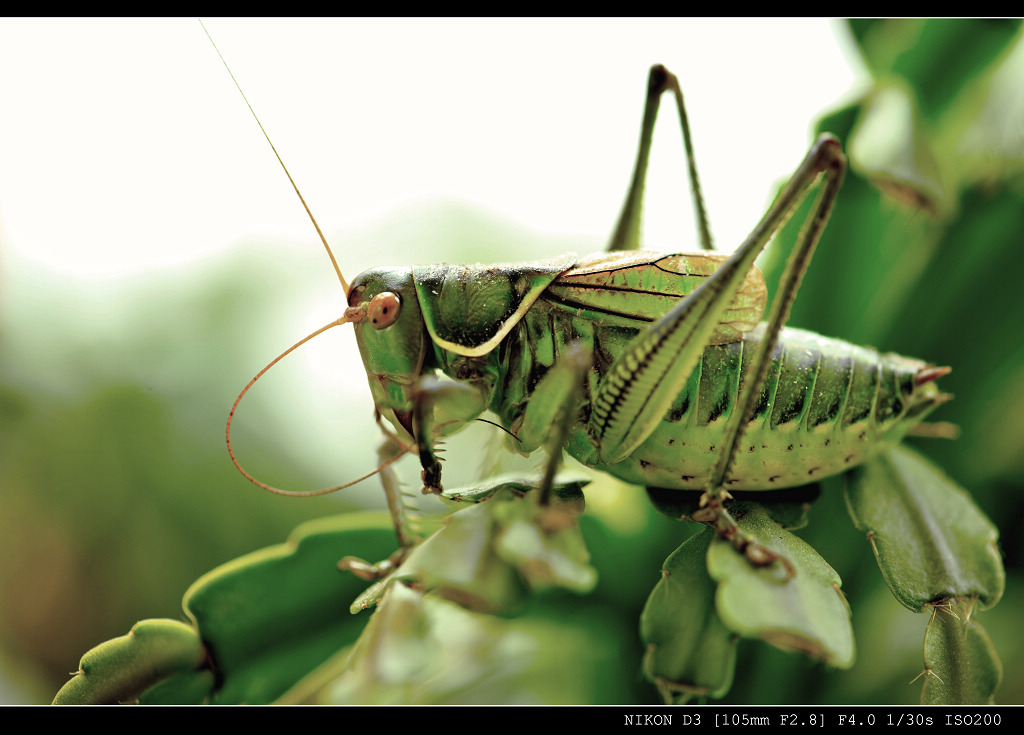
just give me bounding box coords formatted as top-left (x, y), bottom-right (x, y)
top-left (368, 292), bottom-right (401, 329)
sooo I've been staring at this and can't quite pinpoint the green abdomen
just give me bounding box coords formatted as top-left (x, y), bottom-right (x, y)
top-left (492, 309), bottom-right (946, 491)
top-left (583, 325), bottom-right (945, 490)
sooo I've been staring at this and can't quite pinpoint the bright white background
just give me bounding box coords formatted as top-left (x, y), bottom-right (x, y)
top-left (0, 18), bottom-right (864, 280)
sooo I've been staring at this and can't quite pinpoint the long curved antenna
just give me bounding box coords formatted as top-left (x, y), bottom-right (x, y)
top-left (203, 20), bottom-right (385, 496)
top-left (199, 19), bottom-right (349, 294)
top-left (225, 313), bottom-right (410, 497)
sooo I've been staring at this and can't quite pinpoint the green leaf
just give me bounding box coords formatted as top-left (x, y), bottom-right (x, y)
top-left (182, 512), bottom-right (397, 704)
top-left (495, 514), bottom-right (596, 594)
top-left (844, 446), bottom-right (1004, 612)
top-left (707, 506), bottom-right (855, 668)
top-left (52, 619), bottom-right (208, 704)
top-left (639, 527), bottom-right (737, 702)
top-left (391, 495), bottom-right (530, 613)
top-left (138, 668), bottom-right (219, 705)
top-left (921, 599), bottom-right (1002, 704)
top-left (394, 483), bottom-right (595, 610)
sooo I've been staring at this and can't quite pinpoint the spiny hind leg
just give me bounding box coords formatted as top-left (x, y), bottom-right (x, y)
top-left (696, 136), bottom-right (846, 568)
top-left (586, 135), bottom-right (845, 472)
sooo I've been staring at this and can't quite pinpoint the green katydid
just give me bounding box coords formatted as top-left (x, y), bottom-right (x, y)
top-left (215, 38), bottom-right (951, 569)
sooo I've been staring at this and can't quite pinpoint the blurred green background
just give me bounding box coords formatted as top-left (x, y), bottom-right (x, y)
top-left (1, 19), bottom-right (1023, 704)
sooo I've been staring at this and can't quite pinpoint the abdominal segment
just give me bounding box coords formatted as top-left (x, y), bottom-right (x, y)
top-left (577, 325), bottom-right (947, 491)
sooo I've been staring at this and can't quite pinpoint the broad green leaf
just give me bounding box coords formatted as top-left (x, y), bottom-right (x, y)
top-left (138, 668), bottom-right (219, 705)
top-left (845, 446), bottom-right (1004, 612)
top-left (640, 527), bottom-right (737, 702)
top-left (52, 619), bottom-right (208, 705)
top-left (708, 506), bottom-right (854, 668)
top-left (182, 513), bottom-right (396, 704)
top-left (921, 599), bottom-right (1002, 704)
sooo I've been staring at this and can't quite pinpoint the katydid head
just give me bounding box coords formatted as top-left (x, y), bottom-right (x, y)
top-left (224, 267), bottom-right (429, 497)
top-left (347, 266), bottom-right (430, 442)
top-left (207, 22), bottom-right (424, 498)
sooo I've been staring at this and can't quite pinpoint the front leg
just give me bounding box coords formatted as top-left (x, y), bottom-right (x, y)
top-left (410, 376), bottom-right (488, 495)
top-left (507, 344), bottom-right (592, 505)
top-left (338, 432), bottom-right (418, 579)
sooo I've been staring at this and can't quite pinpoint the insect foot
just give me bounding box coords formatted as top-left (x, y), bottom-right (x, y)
top-left (735, 536), bottom-right (795, 578)
top-left (420, 465), bottom-right (443, 495)
top-left (691, 492), bottom-right (796, 576)
top-left (338, 547), bottom-right (409, 582)
top-left (409, 376), bottom-right (490, 497)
